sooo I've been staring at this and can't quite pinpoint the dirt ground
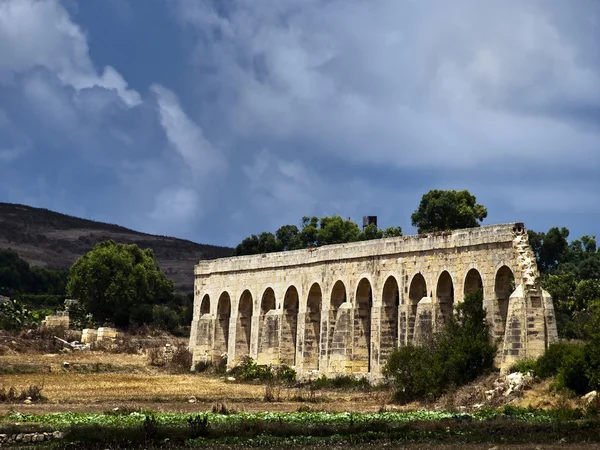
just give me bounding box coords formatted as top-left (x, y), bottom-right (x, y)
top-left (0, 332), bottom-right (574, 416)
top-left (0, 350), bottom-right (395, 415)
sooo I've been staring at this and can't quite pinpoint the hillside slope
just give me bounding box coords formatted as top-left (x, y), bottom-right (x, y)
top-left (0, 203), bottom-right (232, 292)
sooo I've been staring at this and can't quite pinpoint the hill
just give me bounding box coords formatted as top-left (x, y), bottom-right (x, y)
top-left (0, 203), bottom-right (232, 292)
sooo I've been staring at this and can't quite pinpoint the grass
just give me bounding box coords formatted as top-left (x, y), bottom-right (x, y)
top-left (3, 409), bottom-right (600, 448)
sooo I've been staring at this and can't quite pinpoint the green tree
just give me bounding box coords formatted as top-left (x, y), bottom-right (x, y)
top-left (410, 190), bottom-right (488, 234)
top-left (0, 249), bottom-right (67, 297)
top-left (316, 216), bottom-right (362, 246)
top-left (299, 216), bottom-right (319, 248)
top-left (382, 226), bottom-right (403, 238)
top-left (66, 241), bottom-right (174, 328)
top-left (360, 223), bottom-right (383, 240)
top-left (539, 227), bottom-right (570, 273)
top-left (276, 225), bottom-right (303, 251)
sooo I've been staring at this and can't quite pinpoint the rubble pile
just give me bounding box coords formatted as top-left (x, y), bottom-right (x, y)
top-left (486, 372), bottom-right (534, 402)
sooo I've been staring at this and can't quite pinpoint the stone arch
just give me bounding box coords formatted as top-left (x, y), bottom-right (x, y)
top-left (257, 287), bottom-right (278, 365)
top-left (495, 265), bottom-right (515, 340)
top-left (464, 268), bottom-right (484, 297)
top-left (260, 287), bottom-right (276, 315)
top-left (354, 278), bottom-right (372, 373)
top-left (195, 293), bottom-right (215, 361)
top-left (235, 290), bottom-right (253, 364)
top-left (214, 292), bottom-right (231, 363)
top-left (281, 285), bottom-right (299, 366)
top-left (408, 273), bottom-right (430, 344)
top-left (303, 282), bottom-right (322, 371)
top-left (436, 271), bottom-right (454, 324)
top-left (380, 275), bottom-right (399, 362)
top-left (200, 294), bottom-right (210, 315)
top-left (328, 280), bottom-right (351, 372)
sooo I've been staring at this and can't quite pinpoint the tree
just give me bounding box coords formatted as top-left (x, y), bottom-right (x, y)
top-left (276, 225), bottom-right (303, 251)
top-left (316, 216), bottom-right (361, 246)
top-left (410, 190), bottom-right (487, 234)
top-left (0, 249), bottom-right (67, 297)
top-left (66, 241), bottom-right (174, 328)
top-left (234, 215), bottom-right (403, 256)
top-left (538, 227), bottom-right (570, 273)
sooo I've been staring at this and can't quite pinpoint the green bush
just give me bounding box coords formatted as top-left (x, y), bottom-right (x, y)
top-left (312, 375), bottom-right (372, 390)
top-left (383, 290), bottom-right (496, 403)
top-left (535, 342), bottom-right (581, 379)
top-left (509, 358), bottom-right (537, 375)
top-left (518, 341), bottom-right (597, 395)
top-left (555, 345), bottom-right (589, 394)
top-left (234, 357), bottom-right (274, 382)
top-left (277, 364), bottom-right (297, 384)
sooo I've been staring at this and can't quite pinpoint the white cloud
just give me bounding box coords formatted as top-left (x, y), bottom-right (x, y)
top-left (150, 186), bottom-right (200, 225)
top-left (0, 0), bottom-right (140, 107)
top-left (173, 0), bottom-right (600, 169)
top-left (151, 84), bottom-right (227, 179)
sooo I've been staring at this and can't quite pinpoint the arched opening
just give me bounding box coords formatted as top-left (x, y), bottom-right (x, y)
top-left (408, 273), bottom-right (427, 343)
top-left (261, 288), bottom-right (276, 316)
top-left (235, 290), bottom-right (253, 363)
top-left (328, 280), bottom-right (350, 371)
top-left (381, 276), bottom-right (399, 362)
top-left (436, 271), bottom-right (454, 324)
top-left (354, 278), bottom-right (372, 373)
top-left (464, 268), bottom-right (484, 297)
top-left (214, 292), bottom-right (230, 363)
top-left (281, 286), bottom-right (299, 366)
top-left (258, 287), bottom-right (277, 365)
top-left (495, 266), bottom-right (515, 340)
top-left (196, 294), bottom-right (214, 359)
top-left (303, 283), bottom-right (322, 371)
top-left (200, 294), bottom-right (210, 315)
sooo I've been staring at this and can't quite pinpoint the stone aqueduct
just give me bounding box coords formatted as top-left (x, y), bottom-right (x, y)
top-left (189, 223), bottom-right (558, 376)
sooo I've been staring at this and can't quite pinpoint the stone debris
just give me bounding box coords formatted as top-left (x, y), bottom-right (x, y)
top-left (54, 336), bottom-right (90, 351)
top-left (581, 390), bottom-right (598, 405)
top-left (485, 372), bottom-right (534, 401)
top-left (0, 431), bottom-right (65, 444)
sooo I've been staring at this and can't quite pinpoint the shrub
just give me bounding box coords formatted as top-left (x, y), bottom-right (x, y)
top-left (0, 384), bottom-right (45, 403)
top-left (383, 290), bottom-right (496, 403)
top-left (168, 345), bottom-right (193, 374)
top-left (147, 347), bottom-right (165, 367)
top-left (142, 414), bottom-right (158, 441)
top-left (312, 375), bottom-right (372, 390)
top-left (277, 364), bottom-right (297, 383)
top-left (535, 342), bottom-right (578, 379)
top-left (188, 414), bottom-right (209, 438)
top-left (233, 356), bottom-right (274, 382)
top-left (509, 358), bottom-right (537, 375)
top-left (211, 402), bottom-right (236, 414)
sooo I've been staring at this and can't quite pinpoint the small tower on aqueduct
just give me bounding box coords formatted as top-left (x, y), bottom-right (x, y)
top-left (189, 223), bottom-right (558, 376)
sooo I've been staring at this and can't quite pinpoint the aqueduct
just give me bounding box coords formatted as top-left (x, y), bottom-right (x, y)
top-left (189, 223), bottom-right (558, 376)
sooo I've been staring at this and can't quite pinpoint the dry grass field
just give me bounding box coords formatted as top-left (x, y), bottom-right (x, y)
top-left (0, 350), bottom-right (389, 415)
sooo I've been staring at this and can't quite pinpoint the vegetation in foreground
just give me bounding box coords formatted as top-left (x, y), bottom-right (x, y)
top-left (384, 290), bottom-right (496, 403)
top-left (2, 407), bottom-right (600, 448)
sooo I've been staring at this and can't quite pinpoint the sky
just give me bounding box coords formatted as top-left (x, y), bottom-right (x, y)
top-left (0, 0), bottom-right (599, 247)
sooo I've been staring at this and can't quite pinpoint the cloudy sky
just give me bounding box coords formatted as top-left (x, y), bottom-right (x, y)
top-left (1, 0), bottom-right (599, 247)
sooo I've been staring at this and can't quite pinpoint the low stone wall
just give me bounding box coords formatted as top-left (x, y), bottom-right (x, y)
top-left (0, 431), bottom-right (65, 444)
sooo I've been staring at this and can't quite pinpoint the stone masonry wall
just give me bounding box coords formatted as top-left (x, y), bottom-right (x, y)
top-left (189, 223), bottom-right (558, 377)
